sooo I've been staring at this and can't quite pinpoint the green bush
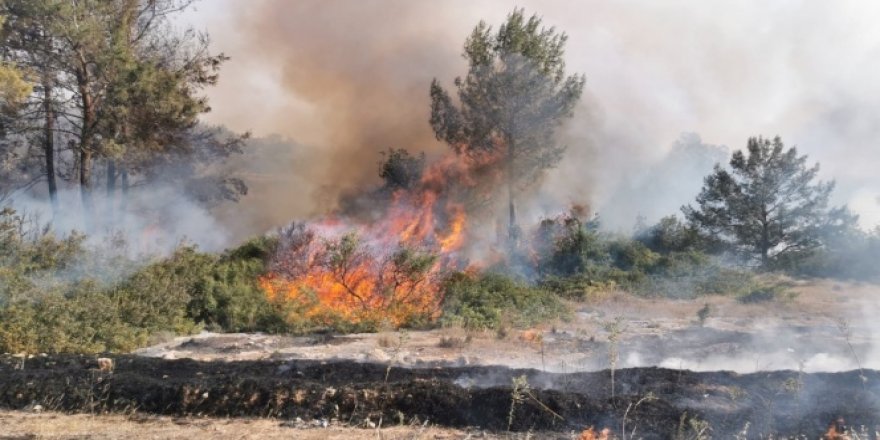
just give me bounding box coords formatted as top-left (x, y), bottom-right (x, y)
top-left (774, 227), bottom-right (880, 281)
top-left (539, 274), bottom-right (616, 301)
top-left (532, 210), bottom-right (755, 299)
top-left (0, 205), bottom-right (289, 354)
top-left (185, 236), bottom-right (288, 333)
top-left (0, 282), bottom-right (155, 354)
top-left (440, 272), bottom-right (568, 330)
top-left (737, 281), bottom-right (798, 304)
top-left (636, 215), bottom-right (706, 254)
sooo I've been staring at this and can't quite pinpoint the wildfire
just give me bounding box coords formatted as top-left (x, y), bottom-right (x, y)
top-left (260, 147), bottom-right (504, 328)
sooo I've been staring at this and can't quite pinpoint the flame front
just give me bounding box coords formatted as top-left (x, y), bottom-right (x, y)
top-left (261, 148), bottom-right (502, 328)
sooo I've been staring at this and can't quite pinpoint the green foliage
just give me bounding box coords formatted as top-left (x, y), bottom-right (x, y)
top-left (0, 61), bottom-right (30, 110)
top-left (534, 209), bottom-right (757, 299)
top-left (775, 226), bottom-right (880, 281)
top-left (379, 148), bottom-right (425, 191)
top-left (0, 207), bottom-right (288, 354)
top-left (737, 281), bottom-right (798, 304)
top-left (637, 215), bottom-right (705, 254)
top-left (538, 275), bottom-right (616, 301)
top-left (168, 236), bottom-right (287, 333)
top-left (430, 8), bottom-right (585, 234)
top-left (440, 272), bottom-right (568, 330)
top-left (683, 136), bottom-right (856, 269)
top-left (534, 211), bottom-right (657, 291)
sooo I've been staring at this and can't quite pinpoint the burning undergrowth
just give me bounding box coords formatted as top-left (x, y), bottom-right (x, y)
top-left (259, 146), bottom-right (508, 329)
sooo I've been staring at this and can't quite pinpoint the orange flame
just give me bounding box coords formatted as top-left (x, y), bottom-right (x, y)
top-left (578, 427), bottom-right (611, 440)
top-left (261, 147), bottom-right (504, 328)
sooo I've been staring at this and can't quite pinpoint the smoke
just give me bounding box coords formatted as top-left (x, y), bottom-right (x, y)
top-left (4, 184), bottom-right (229, 258)
top-left (183, 0), bottom-right (465, 234)
top-left (180, 0), bottom-right (880, 236)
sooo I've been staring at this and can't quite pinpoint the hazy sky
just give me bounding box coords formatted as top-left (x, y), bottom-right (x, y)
top-left (180, 0), bottom-right (880, 229)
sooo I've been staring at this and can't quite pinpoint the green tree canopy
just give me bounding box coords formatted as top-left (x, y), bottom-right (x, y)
top-left (0, 0), bottom-right (243, 224)
top-left (683, 136), bottom-right (856, 269)
top-left (429, 8), bottom-right (585, 245)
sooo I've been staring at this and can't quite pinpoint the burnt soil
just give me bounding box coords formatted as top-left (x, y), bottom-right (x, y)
top-left (1, 355), bottom-right (878, 438)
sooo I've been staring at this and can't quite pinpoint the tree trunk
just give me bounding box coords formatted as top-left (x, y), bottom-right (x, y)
top-left (760, 207), bottom-right (770, 269)
top-left (106, 159), bottom-right (116, 226)
top-left (77, 63), bottom-right (96, 230)
top-left (42, 80), bottom-right (58, 216)
top-left (121, 167), bottom-right (129, 215)
top-left (80, 148), bottom-right (93, 221)
top-left (507, 138), bottom-right (518, 250)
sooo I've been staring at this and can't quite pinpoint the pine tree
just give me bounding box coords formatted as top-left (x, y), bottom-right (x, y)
top-left (430, 9), bottom-right (584, 248)
top-left (683, 136), bottom-right (856, 269)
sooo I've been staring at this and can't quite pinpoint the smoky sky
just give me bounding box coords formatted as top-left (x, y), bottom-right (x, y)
top-left (181, 0), bottom-right (880, 236)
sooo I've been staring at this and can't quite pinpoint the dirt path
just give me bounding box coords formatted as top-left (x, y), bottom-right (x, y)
top-left (0, 411), bottom-right (498, 440)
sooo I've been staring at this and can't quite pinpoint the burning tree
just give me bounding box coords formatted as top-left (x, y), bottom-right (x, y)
top-left (260, 9), bottom-right (588, 330)
top-left (430, 8), bottom-right (585, 248)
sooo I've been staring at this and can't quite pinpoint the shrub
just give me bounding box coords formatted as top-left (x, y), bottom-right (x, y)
top-left (440, 272), bottom-right (568, 330)
top-left (539, 274), bottom-right (616, 301)
top-left (636, 215), bottom-right (705, 254)
top-left (186, 236), bottom-right (288, 332)
top-left (266, 228), bottom-right (442, 332)
top-left (0, 205), bottom-right (290, 354)
top-left (737, 281), bottom-right (797, 304)
top-left (775, 227), bottom-right (880, 281)
top-left (0, 282), bottom-right (155, 354)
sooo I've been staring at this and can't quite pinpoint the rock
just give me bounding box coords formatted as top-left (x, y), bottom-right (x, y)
top-left (366, 349), bottom-right (390, 363)
top-left (97, 357), bottom-right (114, 372)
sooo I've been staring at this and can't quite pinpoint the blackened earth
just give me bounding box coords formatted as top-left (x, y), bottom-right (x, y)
top-left (1, 355), bottom-right (878, 438)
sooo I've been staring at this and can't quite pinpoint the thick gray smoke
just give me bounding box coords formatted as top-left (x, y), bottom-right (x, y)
top-left (181, 0), bottom-right (880, 236)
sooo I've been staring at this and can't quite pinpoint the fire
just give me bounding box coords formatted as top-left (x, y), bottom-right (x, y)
top-left (261, 147), bottom-right (504, 329)
top-left (577, 427), bottom-right (611, 440)
top-left (438, 204), bottom-right (466, 253)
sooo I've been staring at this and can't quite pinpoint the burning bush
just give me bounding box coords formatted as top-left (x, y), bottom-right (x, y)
top-left (262, 225), bottom-right (445, 332)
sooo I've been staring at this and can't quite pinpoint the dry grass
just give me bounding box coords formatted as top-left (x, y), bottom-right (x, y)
top-left (437, 335), bottom-right (470, 349)
top-left (0, 410), bottom-right (498, 439)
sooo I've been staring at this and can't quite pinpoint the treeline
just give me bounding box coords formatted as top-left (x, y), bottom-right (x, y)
top-left (0, 0), bottom-right (246, 228)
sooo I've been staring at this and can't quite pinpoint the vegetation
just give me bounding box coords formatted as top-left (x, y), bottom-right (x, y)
top-left (0, 208), bottom-right (287, 354)
top-left (683, 136), bottom-right (855, 270)
top-left (0, 0), bottom-right (246, 222)
top-left (530, 209), bottom-right (758, 299)
top-left (0, 4), bottom-right (876, 357)
top-left (440, 271), bottom-right (567, 330)
top-left (430, 8), bottom-right (585, 243)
